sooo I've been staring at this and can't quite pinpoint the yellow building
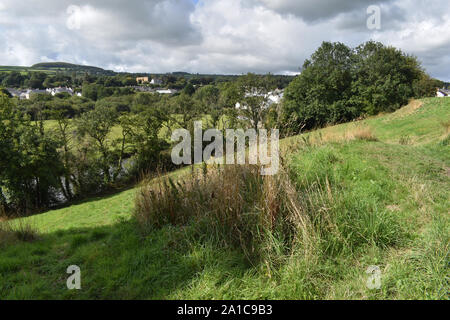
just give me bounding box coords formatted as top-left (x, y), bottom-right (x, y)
top-left (136, 77), bottom-right (149, 84)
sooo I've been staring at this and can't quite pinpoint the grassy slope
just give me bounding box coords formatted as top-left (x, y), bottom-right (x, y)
top-left (1, 98), bottom-right (449, 299)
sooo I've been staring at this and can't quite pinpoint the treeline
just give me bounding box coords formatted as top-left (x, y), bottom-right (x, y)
top-left (0, 94), bottom-right (171, 215)
top-left (0, 71), bottom-right (140, 89)
top-left (281, 41), bottom-right (442, 132)
top-left (1, 67), bottom-right (294, 93)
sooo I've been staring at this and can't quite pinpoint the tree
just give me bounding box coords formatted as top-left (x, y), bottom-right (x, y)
top-left (236, 73), bottom-right (275, 131)
top-left (122, 77), bottom-right (137, 86)
top-left (0, 93), bottom-right (64, 214)
top-left (82, 82), bottom-right (98, 101)
top-left (413, 74), bottom-right (443, 98)
top-left (130, 110), bottom-right (168, 173)
top-left (284, 42), bottom-right (354, 132)
top-left (182, 83), bottom-right (196, 96)
top-left (76, 105), bottom-right (118, 183)
top-left (352, 41), bottom-right (422, 114)
top-left (282, 41), bottom-right (427, 134)
top-left (26, 72), bottom-right (47, 89)
top-left (47, 108), bottom-right (75, 201)
top-left (194, 85), bottom-right (221, 128)
top-left (0, 87), bottom-right (12, 98)
top-left (2, 71), bottom-right (25, 87)
top-left (131, 92), bottom-right (161, 113)
top-left (167, 93), bottom-right (201, 131)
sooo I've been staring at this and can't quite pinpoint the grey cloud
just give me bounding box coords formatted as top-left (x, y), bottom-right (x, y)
top-left (335, 3), bottom-right (408, 32)
top-left (0, 0), bottom-right (201, 45)
top-left (0, 0), bottom-right (450, 81)
top-left (250, 0), bottom-right (395, 22)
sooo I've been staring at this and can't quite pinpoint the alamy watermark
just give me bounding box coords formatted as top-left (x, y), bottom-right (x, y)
top-left (67, 265), bottom-right (81, 290)
top-left (366, 265), bottom-right (382, 290)
top-left (171, 121), bottom-right (279, 176)
top-left (367, 5), bottom-right (381, 30)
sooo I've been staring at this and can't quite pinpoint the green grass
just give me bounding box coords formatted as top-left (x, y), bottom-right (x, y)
top-left (0, 66), bottom-right (70, 76)
top-left (43, 114), bottom-right (223, 149)
top-left (1, 98), bottom-right (449, 300)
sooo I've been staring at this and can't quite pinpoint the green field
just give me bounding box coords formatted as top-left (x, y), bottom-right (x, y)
top-left (43, 114), bottom-right (221, 147)
top-left (0, 66), bottom-right (73, 76)
top-left (0, 63), bottom-right (114, 76)
top-left (1, 98), bottom-right (449, 299)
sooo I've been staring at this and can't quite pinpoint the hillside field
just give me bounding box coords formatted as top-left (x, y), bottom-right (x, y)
top-left (0, 97), bottom-right (449, 300)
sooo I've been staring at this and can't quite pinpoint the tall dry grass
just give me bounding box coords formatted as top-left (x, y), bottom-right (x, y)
top-left (0, 218), bottom-right (39, 247)
top-left (288, 125), bottom-right (379, 149)
top-left (135, 164), bottom-right (316, 261)
top-left (346, 126), bottom-right (378, 141)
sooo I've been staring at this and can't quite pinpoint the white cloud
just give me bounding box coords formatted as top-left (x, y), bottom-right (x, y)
top-left (0, 0), bottom-right (449, 80)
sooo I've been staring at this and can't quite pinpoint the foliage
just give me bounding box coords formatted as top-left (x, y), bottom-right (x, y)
top-left (0, 94), bottom-right (65, 214)
top-left (283, 41), bottom-right (431, 134)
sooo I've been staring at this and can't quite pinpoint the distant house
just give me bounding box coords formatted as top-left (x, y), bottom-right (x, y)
top-left (6, 87), bottom-right (76, 100)
top-left (20, 92), bottom-right (29, 100)
top-left (136, 77), bottom-right (149, 84)
top-left (267, 89), bottom-right (284, 104)
top-left (6, 88), bottom-right (21, 98)
top-left (22, 89), bottom-right (47, 99)
top-left (132, 86), bottom-right (154, 93)
top-left (235, 89), bottom-right (284, 110)
top-left (47, 87), bottom-right (74, 96)
top-left (437, 89), bottom-right (449, 97)
top-left (156, 89), bottom-right (177, 94)
top-left (150, 78), bottom-right (163, 85)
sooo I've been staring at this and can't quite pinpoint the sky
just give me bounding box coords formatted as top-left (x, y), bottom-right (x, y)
top-left (0, 0), bottom-right (449, 80)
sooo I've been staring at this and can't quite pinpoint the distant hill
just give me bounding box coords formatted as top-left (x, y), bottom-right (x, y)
top-left (0, 62), bottom-right (116, 76)
top-left (171, 71), bottom-right (191, 76)
top-left (31, 62), bottom-right (115, 75)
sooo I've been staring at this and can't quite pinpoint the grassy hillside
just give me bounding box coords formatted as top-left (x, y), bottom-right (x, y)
top-left (0, 63), bottom-right (115, 76)
top-left (1, 98), bottom-right (448, 299)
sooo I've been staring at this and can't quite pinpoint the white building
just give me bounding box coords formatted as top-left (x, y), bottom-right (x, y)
top-left (235, 89), bottom-right (284, 110)
top-left (21, 89), bottom-right (47, 99)
top-left (437, 89), bottom-right (449, 97)
top-left (47, 87), bottom-right (74, 96)
top-left (6, 87), bottom-right (78, 99)
top-left (151, 78), bottom-right (163, 85)
top-left (156, 89), bottom-right (176, 94)
top-left (6, 88), bottom-right (21, 98)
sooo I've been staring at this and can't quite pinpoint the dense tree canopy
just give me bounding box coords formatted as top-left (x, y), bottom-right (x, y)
top-left (282, 41), bottom-right (435, 134)
top-left (0, 94), bottom-right (64, 213)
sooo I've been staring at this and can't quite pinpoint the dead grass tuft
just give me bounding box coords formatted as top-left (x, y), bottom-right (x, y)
top-left (440, 120), bottom-right (450, 135)
top-left (0, 218), bottom-right (39, 246)
top-left (388, 99), bottom-right (423, 120)
top-left (346, 126), bottom-right (378, 142)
